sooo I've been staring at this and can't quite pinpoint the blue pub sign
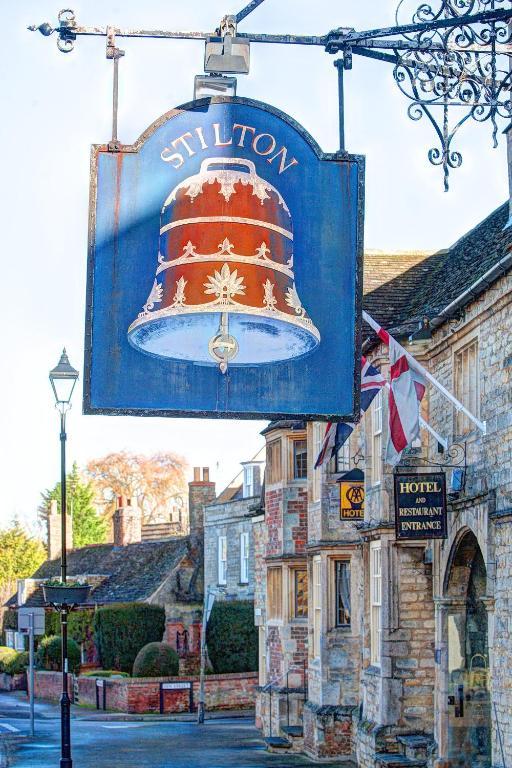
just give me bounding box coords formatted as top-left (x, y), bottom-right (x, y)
top-left (84, 97), bottom-right (364, 420)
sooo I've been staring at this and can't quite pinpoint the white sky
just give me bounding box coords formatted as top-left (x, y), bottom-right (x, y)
top-left (1, 0), bottom-right (508, 533)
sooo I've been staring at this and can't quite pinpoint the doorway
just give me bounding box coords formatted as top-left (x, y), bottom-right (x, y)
top-left (445, 530), bottom-right (490, 768)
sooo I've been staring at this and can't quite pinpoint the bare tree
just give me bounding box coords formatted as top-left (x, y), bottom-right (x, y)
top-left (86, 451), bottom-right (188, 524)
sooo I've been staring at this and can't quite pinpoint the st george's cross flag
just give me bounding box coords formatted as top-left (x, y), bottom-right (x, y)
top-left (363, 316), bottom-right (426, 465)
top-left (314, 357), bottom-right (386, 468)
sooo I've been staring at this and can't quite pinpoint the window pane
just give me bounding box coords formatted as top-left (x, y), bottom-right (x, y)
top-left (335, 561), bottom-right (351, 626)
top-left (370, 542), bottom-right (382, 665)
top-left (218, 536), bottom-right (227, 584)
top-left (294, 569), bottom-right (308, 618)
top-left (293, 440), bottom-right (307, 479)
top-left (267, 440), bottom-right (281, 484)
top-left (454, 339), bottom-right (479, 435)
top-left (267, 567), bottom-right (282, 619)
top-left (240, 532), bottom-right (249, 583)
top-left (335, 441), bottom-right (350, 472)
top-left (312, 557), bottom-right (322, 657)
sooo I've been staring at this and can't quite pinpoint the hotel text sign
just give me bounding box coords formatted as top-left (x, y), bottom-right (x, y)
top-left (340, 481), bottom-right (365, 520)
top-left (394, 473), bottom-right (447, 540)
top-left (84, 96), bottom-right (364, 421)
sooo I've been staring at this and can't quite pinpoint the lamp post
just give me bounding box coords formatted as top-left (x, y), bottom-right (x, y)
top-left (49, 349), bottom-right (78, 768)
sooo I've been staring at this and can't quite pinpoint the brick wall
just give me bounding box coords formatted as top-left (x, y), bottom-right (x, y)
top-left (265, 488), bottom-right (283, 557)
top-left (32, 670), bottom-right (257, 714)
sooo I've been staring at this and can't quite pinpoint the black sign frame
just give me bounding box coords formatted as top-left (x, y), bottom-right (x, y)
top-left (394, 472), bottom-right (447, 541)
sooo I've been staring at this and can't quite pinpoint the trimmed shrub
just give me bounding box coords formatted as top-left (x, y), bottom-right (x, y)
top-left (0, 646), bottom-right (15, 660)
top-left (35, 635), bottom-right (81, 674)
top-left (132, 642), bottom-right (179, 678)
top-left (0, 651), bottom-right (29, 675)
top-left (206, 600), bottom-right (257, 674)
top-left (81, 669), bottom-right (130, 678)
top-left (94, 603), bottom-right (166, 673)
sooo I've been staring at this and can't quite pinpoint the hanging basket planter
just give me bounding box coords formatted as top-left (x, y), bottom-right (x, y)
top-left (42, 582), bottom-right (91, 606)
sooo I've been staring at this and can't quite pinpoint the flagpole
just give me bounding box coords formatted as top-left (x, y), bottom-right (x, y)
top-left (363, 311), bottom-right (486, 435)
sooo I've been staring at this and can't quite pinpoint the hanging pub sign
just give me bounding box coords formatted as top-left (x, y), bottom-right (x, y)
top-left (338, 468), bottom-right (365, 520)
top-left (84, 97), bottom-right (364, 420)
top-left (394, 473), bottom-right (448, 540)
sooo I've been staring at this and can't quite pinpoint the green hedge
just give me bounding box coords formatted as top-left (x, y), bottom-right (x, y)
top-left (0, 648), bottom-right (29, 675)
top-left (35, 635), bottom-right (81, 674)
top-left (45, 609), bottom-right (94, 645)
top-left (93, 603), bottom-right (166, 673)
top-left (206, 600), bottom-right (257, 674)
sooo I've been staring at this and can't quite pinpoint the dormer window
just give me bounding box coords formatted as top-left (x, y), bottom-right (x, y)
top-left (243, 465), bottom-right (254, 498)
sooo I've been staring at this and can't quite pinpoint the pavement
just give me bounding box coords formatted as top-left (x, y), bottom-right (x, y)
top-left (0, 691), bottom-right (329, 768)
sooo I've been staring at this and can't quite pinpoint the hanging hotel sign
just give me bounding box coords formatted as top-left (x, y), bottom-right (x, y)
top-left (338, 468), bottom-right (365, 520)
top-left (340, 481), bottom-right (365, 520)
top-left (84, 97), bottom-right (364, 420)
top-left (394, 473), bottom-right (447, 540)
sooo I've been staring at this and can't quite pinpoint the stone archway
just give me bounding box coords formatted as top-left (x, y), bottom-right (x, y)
top-left (442, 529), bottom-right (491, 768)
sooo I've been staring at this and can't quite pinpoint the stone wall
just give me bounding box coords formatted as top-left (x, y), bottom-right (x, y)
top-left (427, 272), bottom-right (511, 766)
top-left (492, 511), bottom-right (512, 764)
top-left (204, 495), bottom-right (257, 600)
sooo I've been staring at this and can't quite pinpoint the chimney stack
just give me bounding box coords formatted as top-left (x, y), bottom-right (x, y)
top-left (188, 467), bottom-right (215, 537)
top-left (47, 499), bottom-right (73, 560)
top-left (113, 497), bottom-right (142, 547)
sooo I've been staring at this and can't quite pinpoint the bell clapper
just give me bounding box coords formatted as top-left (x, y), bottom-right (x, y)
top-left (208, 312), bottom-right (239, 374)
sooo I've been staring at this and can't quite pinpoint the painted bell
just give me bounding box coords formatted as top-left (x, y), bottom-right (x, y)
top-left (127, 157), bottom-right (320, 372)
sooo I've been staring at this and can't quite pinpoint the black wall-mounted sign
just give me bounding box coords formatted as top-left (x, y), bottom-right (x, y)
top-left (394, 472), bottom-right (447, 540)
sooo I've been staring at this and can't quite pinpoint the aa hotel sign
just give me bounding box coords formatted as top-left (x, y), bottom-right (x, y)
top-left (84, 97), bottom-right (364, 419)
top-left (394, 473), bottom-right (448, 540)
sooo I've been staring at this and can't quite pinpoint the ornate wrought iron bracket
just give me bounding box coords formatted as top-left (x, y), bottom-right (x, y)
top-left (28, 1), bottom-right (512, 188)
top-left (398, 440), bottom-right (467, 472)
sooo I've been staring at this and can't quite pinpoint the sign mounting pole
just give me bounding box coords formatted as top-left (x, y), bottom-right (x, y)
top-left (28, 3), bottom-right (512, 189)
top-left (29, 612), bottom-right (35, 738)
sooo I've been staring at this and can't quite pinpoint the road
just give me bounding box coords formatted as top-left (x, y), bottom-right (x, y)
top-left (0, 692), bottom-right (323, 768)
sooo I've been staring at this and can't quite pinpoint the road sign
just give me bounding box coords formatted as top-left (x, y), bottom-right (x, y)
top-left (18, 607), bottom-right (45, 635)
top-left (85, 96), bottom-right (364, 421)
top-left (162, 682), bottom-right (192, 690)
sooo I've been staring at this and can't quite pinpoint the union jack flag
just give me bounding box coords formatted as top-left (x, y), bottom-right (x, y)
top-left (315, 357), bottom-right (386, 468)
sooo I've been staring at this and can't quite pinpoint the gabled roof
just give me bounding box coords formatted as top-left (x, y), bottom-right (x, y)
top-left (9, 538), bottom-right (189, 607)
top-left (363, 203), bottom-right (511, 344)
top-left (214, 483), bottom-right (243, 504)
top-left (261, 420), bottom-right (306, 435)
top-left (363, 250), bottom-right (440, 334)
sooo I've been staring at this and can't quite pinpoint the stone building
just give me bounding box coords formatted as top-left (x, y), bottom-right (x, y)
top-left (204, 456), bottom-right (263, 601)
top-left (254, 199), bottom-right (512, 768)
top-left (254, 420), bottom-right (310, 744)
top-left (7, 468), bottom-right (216, 666)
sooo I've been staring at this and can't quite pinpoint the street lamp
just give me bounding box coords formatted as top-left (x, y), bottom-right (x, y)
top-left (49, 348), bottom-right (78, 768)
